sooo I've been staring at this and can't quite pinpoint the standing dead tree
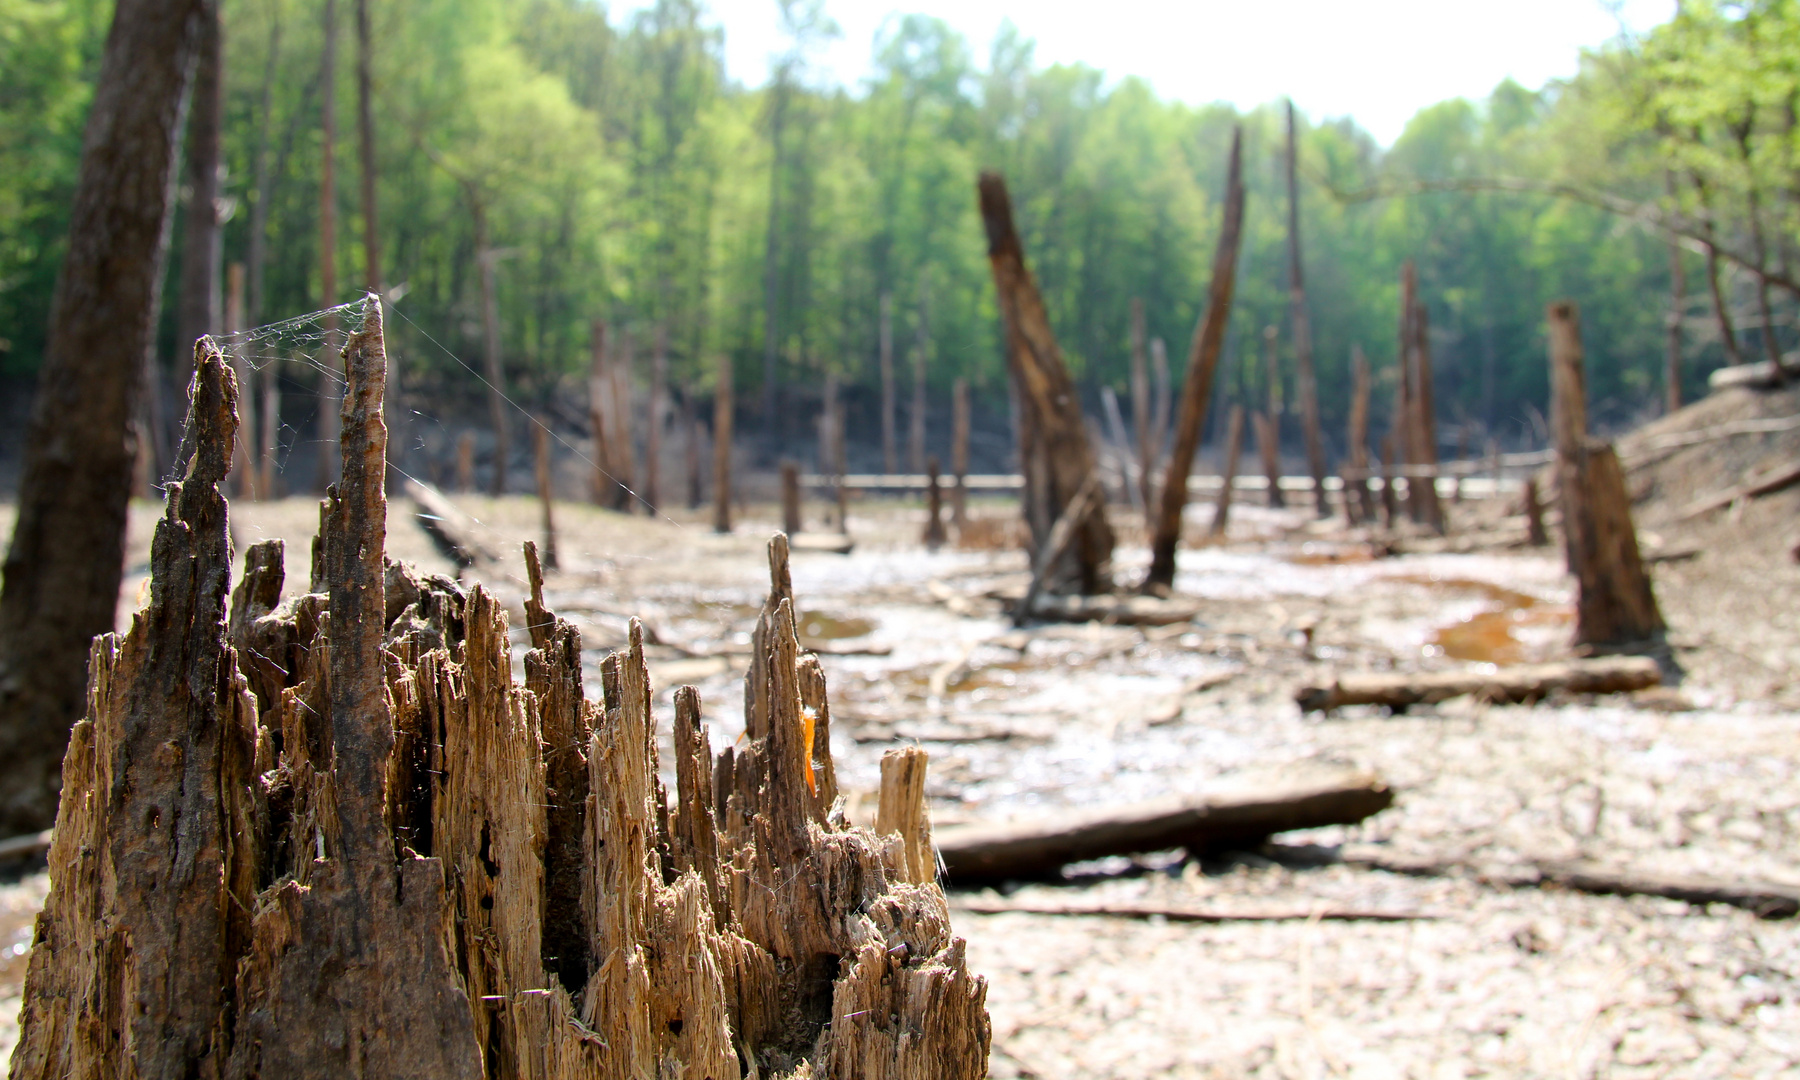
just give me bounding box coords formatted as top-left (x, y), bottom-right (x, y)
top-left (714, 352), bottom-right (734, 534)
top-left (1285, 101), bottom-right (1329, 517)
top-left (1143, 127), bottom-right (1247, 591)
top-left (952, 377), bottom-right (970, 531)
top-left (13, 304), bottom-right (991, 1079)
top-left (0, 0), bottom-right (211, 837)
top-left (1210, 404), bottom-right (1246, 538)
top-left (1346, 346), bottom-right (1374, 525)
top-left (1547, 302), bottom-right (1666, 649)
top-left (535, 421), bottom-right (558, 571)
top-left (1260, 326), bottom-right (1285, 509)
top-left (1130, 298), bottom-right (1155, 510)
top-left (979, 172), bottom-right (1115, 595)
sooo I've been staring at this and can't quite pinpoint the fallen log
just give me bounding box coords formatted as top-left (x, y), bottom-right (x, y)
top-left (406, 477), bottom-right (499, 569)
top-left (1332, 845), bottom-right (1800, 919)
top-left (1296, 656), bottom-right (1662, 712)
top-left (950, 899), bottom-right (1432, 923)
top-left (934, 768), bottom-right (1393, 883)
top-left (1678, 460), bottom-right (1800, 519)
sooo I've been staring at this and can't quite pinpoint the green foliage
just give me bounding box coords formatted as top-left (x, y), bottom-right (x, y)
top-left (2, 0), bottom-right (1792, 449)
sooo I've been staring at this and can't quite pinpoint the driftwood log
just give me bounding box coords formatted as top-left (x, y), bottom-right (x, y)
top-left (407, 476), bottom-right (501, 570)
top-left (935, 768), bottom-right (1392, 883)
top-left (1295, 656), bottom-right (1662, 713)
top-left (13, 303), bottom-right (989, 1079)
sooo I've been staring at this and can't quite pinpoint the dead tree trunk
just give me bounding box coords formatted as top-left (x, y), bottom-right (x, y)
top-left (315, 0), bottom-right (342, 493)
top-left (455, 431), bottom-right (474, 493)
top-left (645, 322), bottom-right (666, 514)
top-left (227, 263), bottom-right (258, 501)
top-left (1143, 128), bottom-right (1247, 591)
top-left (1380, 434), bottom-right (1399, 528)
top-left (979, 172), bottom-right (1116, 594)
top-left (1260, 327), bottom-right (1286, 508)
top-left (14, 317), bottom-right (991, 1078)
top-left (951, 377), bottom-right (970, 531)
top-left (910, 284), bottom-right (929, 474)
top-left (1525, 476), bottom-right (1549, 546)
top-left (588, 321), bottom-right (617, 507)
top-left (1410, 289), bottom-right (1445, 533)
top-left (684, 391), bottom-right (704, 510)
top-left (780, 461), bottom-right (802, 535)
top-left (1285, 101), bottom-right (1329, 518)
top-left (0, 0), bottom-right (209, 837)
top-left (923, 457), bottom-right (947, 550)
top-left (177, 1), bottom-right (224, 378)
top-left (535, 421), bottom-right (558, 571)
top-left (1547, 301), bottom-right (1666, 648)
top-left (880, 292), bottom-right (896, 475)
top-left (611, 332), bottom-right (637, 512)
top-left (1210, 404), bottom-right (1246, 538)
top-left (713, 354), bottom-right (733, 534)
top-left (1150, 337), bottom-right (1171, 477)
top-left (1347, 347), bottom-right (1373, 525)
top-left (1130, 299), bottom-right (1154, 511)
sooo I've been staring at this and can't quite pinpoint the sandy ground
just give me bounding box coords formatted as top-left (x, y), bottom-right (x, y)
top-left (0, 477), bottom-right (1795, 1076)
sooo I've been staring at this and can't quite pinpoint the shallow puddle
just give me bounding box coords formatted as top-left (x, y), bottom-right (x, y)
top-left (1389, 574), bottom-right (1573, 664)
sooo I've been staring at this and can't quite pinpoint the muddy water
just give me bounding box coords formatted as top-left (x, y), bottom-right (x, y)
top-left (1385, 575), bottom-right (1575, 665)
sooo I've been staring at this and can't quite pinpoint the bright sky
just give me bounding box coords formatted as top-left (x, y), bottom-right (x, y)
top-left (619, 0), bottom-right (1677, 146)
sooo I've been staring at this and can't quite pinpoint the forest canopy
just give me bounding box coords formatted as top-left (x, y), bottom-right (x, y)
top-left (1, 0), bottom-right (1793, 455)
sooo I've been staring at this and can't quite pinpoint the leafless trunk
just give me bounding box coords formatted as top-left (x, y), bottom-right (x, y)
top-left (455, 431), bottom-right (474, 492)
top-left (1547, 302), bottom-right (1665, 648)
top-left (315, 0), bottom-right (341, 492)
top-left (227, 263), bottom-right (257, 500)
top-left (177, 2), bottom-right (224, 377)
top-left (1380, 434), bottom-right (1398, 528)
top-left (1143, 128), bottom-right (1246, 591)
top-left (952, 377), bottom-right (970, 531)
top-left (610, 330), bottom-right (636, 512)
top-left (685, 391), bottom-right (705, 510)
top-left (1410, 286), bottom-right (1444, 533)
top-left (780, 461), bottom-right (801, 535)
top-left (1129, 298), bottom-right (1154, 510)
top-left (1209, 404), bottom-right (1245, 538)
top-left (1524, 476), bottom-right (1548, 546)
top-left (979, 172), bottom-right (1117, 595)
top-left (354, 0), bottom-right (378, 293)
top-left (644, 322), bottom-right (666, 513)
top-left (474, 209), bottom-right (506, 495)
top-left (880, 291), bottom-right (896, 474)
top-left (910, 284), bottom-right (929, 473)
top-left (1285, 101), bottom-right (1329, 517)
top-left (0, 0), bottom-right (209, 836)
top-left (588, 321), bottom-right (614, 506)
top-left (1259, 327), bottom-right (1286, 509)
top-left (1346, 346), bottom-right (1373, 525)
top-left (1150, 336), bottom-right (1171, 480)
top-left (535, 422), bottom-right (558, 571)
top-left (1100, 386), bottom-right (1139, 511)
top-left (1666, 176), bottom-right (1686, 414)
top-left (713, 354), bottom-right (733, 533)
top-left (923, 457), bottom-right (946, 550)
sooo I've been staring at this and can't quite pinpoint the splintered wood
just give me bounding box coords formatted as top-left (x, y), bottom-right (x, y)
top-left (13, 304), bottom-right (989, 1079)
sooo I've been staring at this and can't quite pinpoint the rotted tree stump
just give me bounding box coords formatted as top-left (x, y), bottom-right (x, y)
top-left (13, 302), bottom-right (990, 1079)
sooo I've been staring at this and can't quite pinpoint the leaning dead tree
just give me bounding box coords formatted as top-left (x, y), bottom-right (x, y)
top-left (1547, 301), bottom-right (1666, 649)
top-left (1144, 127), bottom-right (1248, 590)
top-left (979, 172), bottom-right (1115, 594)
top-left (14, 303), bottom-right (990, 1079)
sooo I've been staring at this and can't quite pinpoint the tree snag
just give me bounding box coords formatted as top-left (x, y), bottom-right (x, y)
top-left (714, 353), bottom-right (734, 533)
top-left (0, 0), bottom-right (210, 836)
top-left (1346, 346), bottom-right (1374, 525)
top-left (1210, 404), bottom-right (1246, 538)
top-left (16, 304), bottom-right (990, 1079)
top-left (1547, 301), bottom-right (1666, 649)
top-left (1285, 101), bottom-right (1330, 517)
top-left (1260, 326), bottom-right (1286, 509)
top-left (978, 172), bottom-right (1115, 594)
top-left (923, 457), bottom-right (947, 551)
top-left (1143, 127), bottom-right (1247, 591)
top-left (951, 377), bottom-right (970, 532)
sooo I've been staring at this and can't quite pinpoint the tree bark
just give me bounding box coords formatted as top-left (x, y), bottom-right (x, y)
top-left (1347, 346), bottom-right (1374, 525)
top-left (1285, 101), bottom-right (1329, 517)
top-left (176, 1), bottom-right (225, 378)
top-left (1209, 404), bottom-right (1245, 538)
top-left (951, 377), bottom-right (970, 531)
top-left (1547, 301), bottom-right (1666, 648)
top-left (979, 172), bottom-right (1117, 594)
top-left (879, 291), bottom-right (896, 474)
top-left (1142, 129), bottom-right (1246, 590)
top-left (0, 0), bottom-right (209, 837)
top-left (713, 353), bottom-right (733, 533)
top-left (1260, 326), bottom-right (1285, 508)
